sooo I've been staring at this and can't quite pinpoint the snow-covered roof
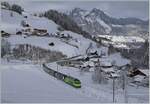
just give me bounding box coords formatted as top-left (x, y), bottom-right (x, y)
top-left (88, 49), bottom-right (97, 53)
top-left (110, 73), bottom-right (120, 78)
top-left (22, 11), bottom-right (30, 16)
top-left (101, 67), bottom-right (114, 73)
top-left (83, 61), bottom-right (94, 67)
top-left (139, 70), bottom-right (149, 76)
top-left (100, 61), bottom-right (112, 67)
top-left (90, 58), bottom-right (98, 62)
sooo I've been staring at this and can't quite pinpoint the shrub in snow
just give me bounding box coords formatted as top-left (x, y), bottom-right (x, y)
top-left (49, 42), bottom-right (55, 46)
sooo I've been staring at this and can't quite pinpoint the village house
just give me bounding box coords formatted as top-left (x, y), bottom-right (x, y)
top-left (128, 67), bottom-right (147, 77)
top-left (128, 67), bottom-right (149, 87)
top-left (32, 28), bottom-right (48, 36)
top-left (1, 30), bottom-right (10, 37)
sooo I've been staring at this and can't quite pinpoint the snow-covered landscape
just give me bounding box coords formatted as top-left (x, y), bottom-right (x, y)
top-left (1, 59), bottom-right (149, 103)
top-left (2, 60), bottom-right (104, 103)
top-left (1, 1), bottom-right (149, 103)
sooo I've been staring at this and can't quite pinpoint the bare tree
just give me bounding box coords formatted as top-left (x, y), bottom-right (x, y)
top-left (92, 59), bottom-right (108, 84)
top-left (1, 39), bottom-right (11, 57)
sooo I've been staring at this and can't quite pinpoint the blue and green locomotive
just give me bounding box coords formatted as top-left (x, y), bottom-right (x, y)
top-left (43, 63), bottom-right (81, 88)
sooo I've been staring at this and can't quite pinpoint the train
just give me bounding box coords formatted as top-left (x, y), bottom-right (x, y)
top-left (42, 63), bottom-right (81, 88)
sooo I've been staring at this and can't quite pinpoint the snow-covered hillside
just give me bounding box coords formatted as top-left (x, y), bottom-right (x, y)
top-left (25, 15), bottom-right (58, 33)
top-left (1, 9), bottom-right (23, 34)
top-left (1, 9), bottom-right (58, 34)
top-left (1, 9), bottom-right (108, 57)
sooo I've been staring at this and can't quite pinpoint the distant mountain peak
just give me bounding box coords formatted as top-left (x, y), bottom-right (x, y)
top-left (71, 8), bottom-right (88, 18)
top-left (91, 8), bottom-right (103, 14)
top-left (73, 7), bottom-right (86, 12)
top-left (68, 7), bottom-right (148, 37)
top-left (71, 8), bottom-right (87, 14)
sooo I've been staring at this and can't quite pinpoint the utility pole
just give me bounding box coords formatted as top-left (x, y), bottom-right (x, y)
top-left (98, 59), bottom-right (102, 83)
top-left (122, 65), bottom-right (128, 103)
top-left (124, 70), bottom-right (128, 103)
top-left (113, 78), bottom-right (115, 103)
top-left (57, 64), bottom-right (58, 72)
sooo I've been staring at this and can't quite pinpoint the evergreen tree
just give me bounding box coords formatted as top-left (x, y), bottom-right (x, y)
top-left (11, 4), bottom-right (24, 14)
top-left (1, 2), bottom-right (10, 9)
top-left (44, 10), bottom-right (91, 38)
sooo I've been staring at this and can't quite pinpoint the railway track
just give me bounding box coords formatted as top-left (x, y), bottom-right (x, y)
top-left (42, 63), bottom-right (81, 88)
top-left (42, 53), bottom-right (101, 88)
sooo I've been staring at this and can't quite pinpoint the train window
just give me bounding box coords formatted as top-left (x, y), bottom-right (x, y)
top-left (74, 79), bottom-right (81, 84)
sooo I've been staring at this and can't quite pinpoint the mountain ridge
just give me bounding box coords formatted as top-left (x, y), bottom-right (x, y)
top-left (68, 8), bottom-right (149, 38)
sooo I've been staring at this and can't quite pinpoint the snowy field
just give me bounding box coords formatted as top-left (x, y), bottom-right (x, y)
top-left (1, 59), bottom-right (103, 103)
top-left (1, 58), bottom-right (149, 103)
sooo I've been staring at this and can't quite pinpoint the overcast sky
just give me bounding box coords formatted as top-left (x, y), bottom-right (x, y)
top-left (6, 0), bottom-right (149, 20)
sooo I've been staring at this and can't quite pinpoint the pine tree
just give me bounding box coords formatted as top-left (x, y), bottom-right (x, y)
top-left (11, 4), bottom-right (24, 14)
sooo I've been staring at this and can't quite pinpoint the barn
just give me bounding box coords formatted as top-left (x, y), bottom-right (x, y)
top-left (32, 28), bottom-right (48, 36)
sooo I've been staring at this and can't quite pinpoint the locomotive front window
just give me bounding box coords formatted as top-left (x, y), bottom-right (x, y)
top-left (74, 79), bottom-right (81, 84)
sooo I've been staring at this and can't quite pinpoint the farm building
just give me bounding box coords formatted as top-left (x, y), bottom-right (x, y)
top-left (32, 28), bottom-right (48, 36)
top-left (1, 30), bottom-right (10, 37)
top-left (128, 67), bottom-right (149, 86)
top-left (128, 67), bottom-right (147, 77)
top-left (101, 67), bottom-right (115, 74)
top-left (100, 60), bottom-right (112, 68)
